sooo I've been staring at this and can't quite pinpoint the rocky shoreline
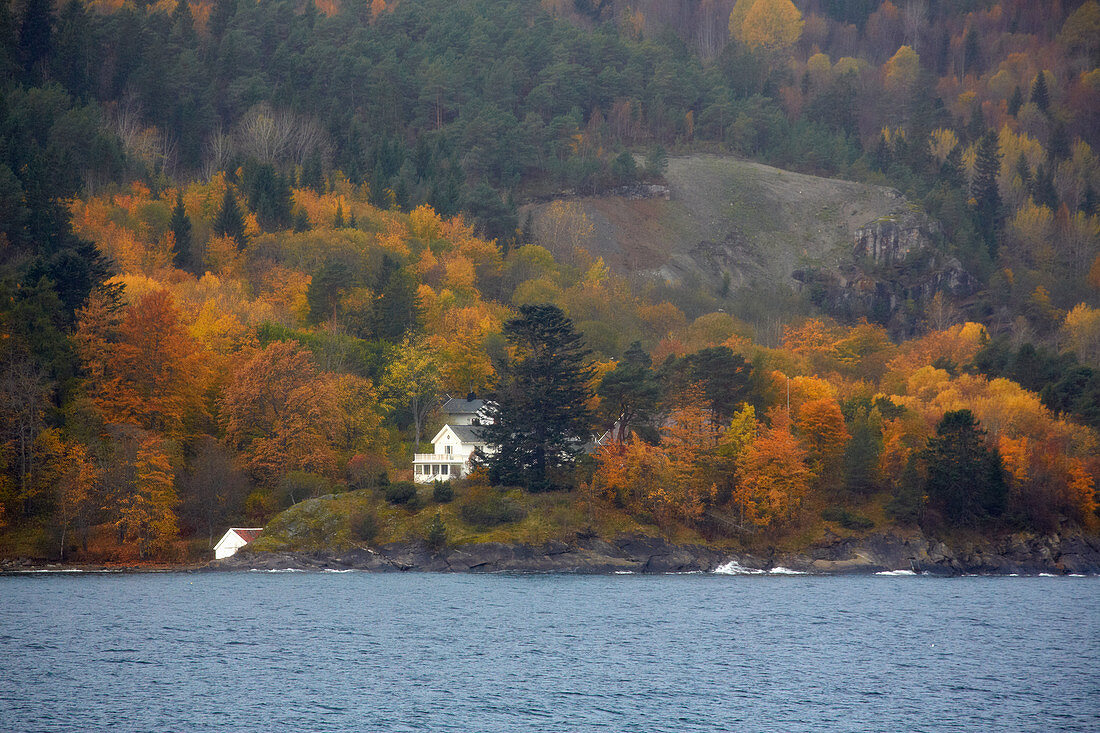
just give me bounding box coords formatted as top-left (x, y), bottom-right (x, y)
top-left (5, 530), bottom-right (1097, 575)
top-left (203, 530), bottom-right (1100, 576)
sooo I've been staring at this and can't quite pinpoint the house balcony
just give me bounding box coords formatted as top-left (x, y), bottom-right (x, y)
top-left (413, 453), bottom-right (465, 463)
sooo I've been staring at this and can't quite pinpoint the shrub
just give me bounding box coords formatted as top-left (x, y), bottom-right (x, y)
top-left (383, 481), bottom-right (418, 506)
top-left (432, 481), bottom-right (454, 503)
top-left (276, 471), bottom-right (330, 507)
top-left (349, 509), bottom-right (379, 543)
top-left (459, 490), bottom-right (526, 528)
top-left (426, 512), bottom-right (447, 551)
top-left (821, 506), bottom-right (875, 530)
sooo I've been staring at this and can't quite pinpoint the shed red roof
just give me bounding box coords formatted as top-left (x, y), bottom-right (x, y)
top-left (231, 528), bottom-right (263, 543)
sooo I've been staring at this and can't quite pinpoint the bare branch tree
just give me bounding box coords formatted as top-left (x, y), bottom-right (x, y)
top-left (202, 126), bottom-right (235, 180)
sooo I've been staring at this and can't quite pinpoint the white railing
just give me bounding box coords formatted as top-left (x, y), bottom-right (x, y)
top-left (413, 453), bottom-right (464, 463)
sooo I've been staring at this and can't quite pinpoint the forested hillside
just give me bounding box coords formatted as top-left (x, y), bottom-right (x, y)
top-left (0, 0), bottom-right (1097, 562)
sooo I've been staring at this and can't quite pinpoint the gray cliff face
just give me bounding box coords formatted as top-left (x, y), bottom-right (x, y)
top-left (205, 531), bottom-right (1100, 576)
top-left (794, 209), bottom-right (973, 335)
top-left (852, 211), bottom-right (942, 267)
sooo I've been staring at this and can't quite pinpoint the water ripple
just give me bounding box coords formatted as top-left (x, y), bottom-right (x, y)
top-left (0, 573), bottom-right (1097, 732)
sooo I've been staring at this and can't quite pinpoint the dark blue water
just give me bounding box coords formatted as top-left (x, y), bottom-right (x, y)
top-left (1, 572), bottom-right (1097, 732)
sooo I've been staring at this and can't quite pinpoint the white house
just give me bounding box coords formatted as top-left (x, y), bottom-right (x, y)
top-left (213, 528), bottom-right (263, 559)
top-left (412, 396), bottom-right (492, 483)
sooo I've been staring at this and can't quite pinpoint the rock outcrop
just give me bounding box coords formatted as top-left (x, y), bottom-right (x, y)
top-left (794, 209), bottom-right (974, 335)
top-left (204, 530), bottom-right (1100, 576)
top-left (207, 535), bottom-right (729, 574)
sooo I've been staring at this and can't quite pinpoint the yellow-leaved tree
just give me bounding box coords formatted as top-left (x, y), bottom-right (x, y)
top-left (732, 0), bottom-right (804, 53)
top-left (116, 436), bottom-right (179, 559)
top-left (734, 410), bottom-right (811, 528)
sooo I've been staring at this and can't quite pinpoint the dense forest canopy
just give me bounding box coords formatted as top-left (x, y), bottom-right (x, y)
top-left (0, 0), bottom-right (1097, 561)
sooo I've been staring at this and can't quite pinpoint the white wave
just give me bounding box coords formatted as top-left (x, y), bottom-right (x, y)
top-left (613, 570), bottom-right (635, 575)
top-left (768, 566), bottom-right (806, 575)
top-left (713, 560), bottom-right (765, 575)
top-left (875, 569), bottom-right (917, 576)
top-left (16, 568), bottom-right (85, 573)
top-left (248, 568), bottom-right (305, 573)
top-left (323, 569), bottom-right (355, 573)
top-left (1038, 573), bottom-right (1058, 577)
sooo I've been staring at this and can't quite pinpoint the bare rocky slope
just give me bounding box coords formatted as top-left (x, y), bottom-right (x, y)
top-left (525, 155), bottom-right (972, 332)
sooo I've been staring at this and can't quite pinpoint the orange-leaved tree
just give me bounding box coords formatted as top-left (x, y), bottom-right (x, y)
top-left (734, 409), bottom-right (811, 528)
top-left (75, 289), bottom-right (211, 438)
top-left (795, 397), bottom-right (851, 486)
top-left (220, 341), bottom-right (341, 488)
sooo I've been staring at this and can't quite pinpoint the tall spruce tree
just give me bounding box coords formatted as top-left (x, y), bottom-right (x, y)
top-left (169, 193), bottom-right (193, 270)
top-left (213, 185), bottom-right (247, 248)
top-left (843, 411), bottom-right (882, 497)
top-left (481, 304), bottom-right (593, 491)
top-left (921, 410), bottom-right (1007, 526)
top-left (1029, 71), bottom-right (1050, 113)
top-left (18, 0), bottom-right (52, 83)
top-left (971, 131), bottom-right (1003, 255)
top-left (1007, 85), bottom-right (1023, 116)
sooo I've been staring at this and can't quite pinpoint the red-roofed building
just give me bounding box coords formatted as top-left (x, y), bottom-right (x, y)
top-left (214, 528), bottom-right (264, 560)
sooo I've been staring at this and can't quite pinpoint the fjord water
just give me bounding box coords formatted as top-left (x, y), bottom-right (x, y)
top-left (1, 573), bottom-right (1096, 732)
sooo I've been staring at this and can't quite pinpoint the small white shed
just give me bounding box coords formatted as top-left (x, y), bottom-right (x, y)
top-left (213, 528), bottom-right (263, 559)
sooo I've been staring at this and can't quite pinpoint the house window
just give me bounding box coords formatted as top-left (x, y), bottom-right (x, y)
top-left (441, 465), bottom-right (449, 475)
top-left (431, 465), bottom-right (439, 475)
top-left (415, 465), bottom-right (422, 475)
top-left (445, 445), bottom-right (453, 455)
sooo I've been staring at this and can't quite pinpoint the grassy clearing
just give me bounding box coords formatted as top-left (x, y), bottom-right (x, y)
top-left (249, 480), bottom-right (701, 553)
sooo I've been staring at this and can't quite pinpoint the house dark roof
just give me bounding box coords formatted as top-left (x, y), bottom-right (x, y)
top-left (448, 425), bottom-right (487, 444)
top-left (442, 397), bottom-right (486, 415)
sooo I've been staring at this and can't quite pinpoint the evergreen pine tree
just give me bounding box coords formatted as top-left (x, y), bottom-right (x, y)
top-left (597, 341), bottom-right (661, 443)
top-left (1082, 183), bottom-right (1097, 216)
top-left (169, 192), bottom-right (193, 270)
top-left (966, 105), bottom-right (986, 142)
top-left (1014, 153), bottom-right (1031, 189)
top-left (426, 512), bottom-right (447, 551)
top-left (300, 152), bottom-right (324, 194)
top-left (1031, 164), bottom-right (1058, 210)
top-left (885, 455), bottom-right (924, 525)
top-left (963, 28), bottom-right (981, 76)
top-left (292, 208), bottom-right (310, 232)
top-left (169, 0), bottom-right (197, 48)
top-left (1029, 71), bottom-right (1050, 113)
top-left (0, 1), bottom-right (17, 80)
top-left (645, 145), bottom-right (668, 178)
top-left (971, 131), bottom-right (1003, 255)
top-left (940, 145), bottom-right (964, 189)
top-left (18, 0), bottom-right (52, 82)
top-left (921, 410), bottom-right (1007, 526)
top-left (374, 265), bottom-right (420, 340)
top-left (1048, 121), bottom-right (1070, 161)
top-left (1007, 85), bottom-right (1023, 117)
top-left (481, 304), bottom-right (594, 492)
top-left (843, 412), bottom-right (882, 497)
top-left (213, 186), bottom-right (247, 248)
top-left (244, 163), bottom-right (291, 231)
